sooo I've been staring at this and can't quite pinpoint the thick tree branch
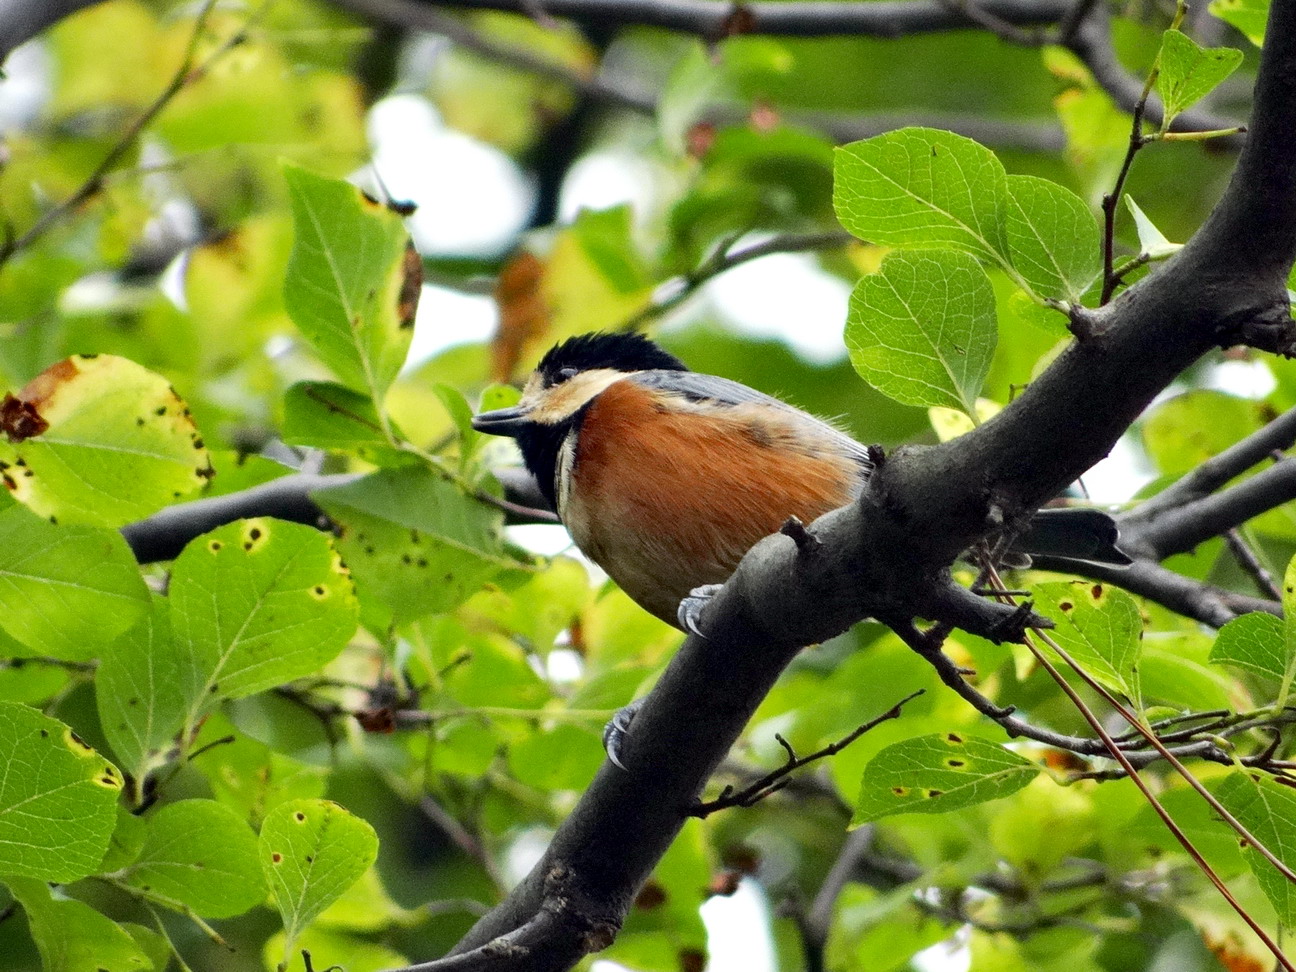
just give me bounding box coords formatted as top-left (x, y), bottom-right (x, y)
top-left (1130, 459), bottom-right (1296, 559)
top-left (121, 473), bottom-right (358, 563)
top-left (1031, 555), bottom-right (1280, 628)
top-left (120, 468), bottom-right (555, 563)
top-left (1131, 403), bottom-right (1296, 519)
top-left (359, 0), bottom-right (1074, 38)
top-left (332, 0), bottom-right (1067, 153)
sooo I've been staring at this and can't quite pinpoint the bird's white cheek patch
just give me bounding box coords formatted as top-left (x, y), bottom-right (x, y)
top-left (555, 431), bottom-right (578, 520)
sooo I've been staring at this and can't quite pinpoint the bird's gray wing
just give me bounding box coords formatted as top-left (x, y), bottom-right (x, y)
top-left (631, 370), bottom-right (874, 469)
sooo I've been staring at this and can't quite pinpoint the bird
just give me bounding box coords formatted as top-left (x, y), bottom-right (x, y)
top-left (471, 330), bottom-right (1129, 631)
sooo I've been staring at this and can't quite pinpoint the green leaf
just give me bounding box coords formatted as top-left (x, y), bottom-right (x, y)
top-left (96, 596), bottom-right (188, 784)
top-left (6, 877), bottom-right (152, 972)
top-left (1003, 174), bottom-right (1101, 301)
top-left (1210, 610), bottom-right (1286, 683)
top-left (121, 799), bottom-right (266, 918)
top-left (0, 355), bottom-right (212, 527)
top-left (1282, 557), bottom-right (1296, 706)
top-left (609, 818), bottom-right (710, 961)
top-left (853, 732), bottom-right (1039, 822)
top-left (0, 503), bottom-right (148, 659)
top-left (169, 518), bottom-right (358, 717)
top-left (1155, 29), bottom-right (1244, 128)
top-left (0, 702), bottom-right (123, 881)
top-left (658, 42), bottom-right (734, 154)
top-left (260, 799), bottom-right (378, 956)
top-left (282, 163), bottom-right (417, 405)
top-left (834, 128), bottom-right (1009, 265)
top-left (281, 381), bottom-right (405, 463)
top-left (1124, 196), bottom-right (1182, 259)
top-left (189, 714), bottom-right (328, 824)
top-left (1031, 581), bottom-right (1143, 701)
top-left (1209, 0), bottom-right (1269, 46)
top-left (507, 724), bottom-right (604, 791)
top-left (570, 205), bottom-right (651, 294)
top-left (1215, 772), bottom-right (1296, 926)
top-left (1142, 391), bottom-right (1266, 476)
top-left (1138, 640), bottom-right (1236, 711)
top-left (846, 249), bottom-right (997, 414)
top-left (264, 926), bottom-right (409, 972)
top-left (432, 383), bottom-right (486, 474)
top-left (99, 809), bottom-right (146, 873)
top-left (314, 467), bottom-right (513, 625)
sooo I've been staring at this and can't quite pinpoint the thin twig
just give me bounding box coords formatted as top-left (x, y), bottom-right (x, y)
top-left (0, 0), bottom-right (251, 269)
top-left (933, 0), bottom-right (1050, 44)
top-left (617, 230), bottom-right (855, 333)
top-left (688, 690), bottom-right (924, 817)
top-left (1225, 528), bottom-right (1284, 600)
top-left (1100, 92), bottom-right (1153, 304)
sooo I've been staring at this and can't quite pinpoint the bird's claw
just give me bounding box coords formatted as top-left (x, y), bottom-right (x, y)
top-left (677, 584), bottom-right (723, 638)
top-left (603, 697), bottom-right (645, 771)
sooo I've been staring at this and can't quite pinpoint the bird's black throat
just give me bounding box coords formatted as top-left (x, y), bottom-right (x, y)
top-left (512, 405), bottom-right (592, 510)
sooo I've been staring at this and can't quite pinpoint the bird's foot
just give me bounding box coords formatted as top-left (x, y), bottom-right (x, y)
top-left (603, 697), bottom-right (646, 771)
top-left (677, 584), bottom-right (724, 638)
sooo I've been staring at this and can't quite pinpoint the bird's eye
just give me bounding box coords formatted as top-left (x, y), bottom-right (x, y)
top-left (557, 367), bottom-right (578, 382)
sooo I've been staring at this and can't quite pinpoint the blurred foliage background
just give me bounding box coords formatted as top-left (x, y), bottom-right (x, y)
top-left (0, 1), bottom-right (1292, 970)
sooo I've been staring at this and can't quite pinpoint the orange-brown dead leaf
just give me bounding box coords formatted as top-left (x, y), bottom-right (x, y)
top-left (491, 250), bottom-right (549, 381)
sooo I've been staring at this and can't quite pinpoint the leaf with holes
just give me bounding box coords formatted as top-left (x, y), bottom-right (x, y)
top-left (260, 799), bottom-right (378, 957)
top-left (168, 518), bottom-right (358, 722)
top-left (313, 466), bottom-right (516, 627)
top-left (282, 164), bottom-right (418, 406)
top-left (0, 702), bottom-right (123, 881)
top-left (1155, 29), bottom-right (1243, 128)
top-left (1032, 580), bottom-right (1143, 703)
top-left (834, 128), bottom-right (1010, 265)
top-left (96, 595), bottom-right (189, 784)
top-left (0, 502), bottom-right (148, 659)
top-left (1003, 174), bottom-right (1101, 302)
top-left (0, 354), bottom-right (212, 527)
top-left (854, 733), bottom-right (1039, 822)
top-left (846, 249), bottom-right (996, 415)
top-left (120, 799), bottom-right (266, 918)
top-left (1215, 772), bottom-right (1296, 926)
top-left (6, 877), bottom-right (152, 972)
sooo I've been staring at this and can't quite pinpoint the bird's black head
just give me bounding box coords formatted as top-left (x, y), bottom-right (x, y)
top-left (472, 332), bottom-right (687, 509)
top-left (535, 332), bottom-right (687, 388)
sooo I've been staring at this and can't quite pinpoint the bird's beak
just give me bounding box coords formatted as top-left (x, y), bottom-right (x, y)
top-left (471, 405), bottom-right (532, 437)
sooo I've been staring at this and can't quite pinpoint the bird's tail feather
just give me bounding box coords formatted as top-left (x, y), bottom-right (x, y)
top-left (1009, 507), bottom-right (1131, 566)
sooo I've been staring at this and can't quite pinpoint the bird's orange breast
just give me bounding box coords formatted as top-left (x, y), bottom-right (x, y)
top-left (560, 378), bottom-right (864, 625)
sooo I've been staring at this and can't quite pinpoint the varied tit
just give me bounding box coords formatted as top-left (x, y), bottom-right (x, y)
top-left (471, 331), bottom-right (1129, 632)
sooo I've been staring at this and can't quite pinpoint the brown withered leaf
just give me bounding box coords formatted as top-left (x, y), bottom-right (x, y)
top-left (1206, 934), bottom-right (1266, 972)
top-left (491, 250), bottom-right (549, 381)
top-left (686, 122), bottom-right (717, 160)
top-left (398, 241), bottom-right (422, 330)
top-left (355, 707), bottom-right (397, 734)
